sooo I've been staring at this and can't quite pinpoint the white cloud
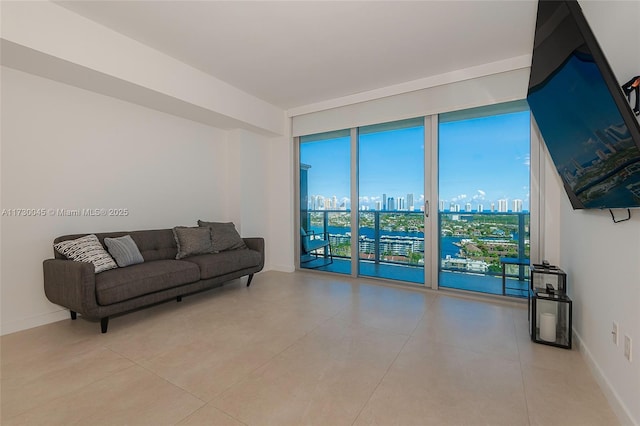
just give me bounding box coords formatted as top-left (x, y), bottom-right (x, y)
top-left (472, 189), bottom-right (486, 201)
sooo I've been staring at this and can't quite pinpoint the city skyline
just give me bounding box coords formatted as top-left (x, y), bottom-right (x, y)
top-left (306, 192), bottom-right (527, 213)
top-left (300, 110), bottom-right (531, 211)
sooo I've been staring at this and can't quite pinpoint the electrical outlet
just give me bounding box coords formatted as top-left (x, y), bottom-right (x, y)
top-left (612, 322), bottom-right (618, 345)
top-left (624, 335), bottom-right (632, 362)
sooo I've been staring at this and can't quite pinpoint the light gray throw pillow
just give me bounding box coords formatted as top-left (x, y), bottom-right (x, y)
top-left (104, 235), bottom-right (144, 267)
top-left (173, 226), bottom-right (214, 259)
top-left (197, 220), bottom-right (247, 252)
top-left (54, 234), bottom-right (118, 273)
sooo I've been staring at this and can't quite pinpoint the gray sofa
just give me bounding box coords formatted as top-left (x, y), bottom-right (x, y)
top-left (43, 228), bottom-right (264, 333)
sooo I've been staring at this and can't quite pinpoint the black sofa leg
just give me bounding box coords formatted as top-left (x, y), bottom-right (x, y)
top-left (100, 317), bottom-right (109, 334)
top-left (247, 274), bottom-right (254, 287)
top-left (177, 296), bottom-right (182, 302)
top-left (70, 310), bottom-right (77, 320)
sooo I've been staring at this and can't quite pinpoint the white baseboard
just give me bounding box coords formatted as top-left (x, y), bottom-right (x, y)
top-left (265, 263), bottom-right (295, 273)
top-left (574, 329), bottom-right (637, 426)
top-left (0, 308), bottom-right (69, 336)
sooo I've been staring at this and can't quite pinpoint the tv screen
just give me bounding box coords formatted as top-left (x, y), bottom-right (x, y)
top-left (527, 0), bottom-right (640, 209)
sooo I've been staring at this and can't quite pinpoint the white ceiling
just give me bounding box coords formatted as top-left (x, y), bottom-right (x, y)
top-left (56, 1), bottom-right (538, 110)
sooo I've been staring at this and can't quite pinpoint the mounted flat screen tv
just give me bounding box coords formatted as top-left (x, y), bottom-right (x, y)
top-left (527, 0), bottom-right (640, 209)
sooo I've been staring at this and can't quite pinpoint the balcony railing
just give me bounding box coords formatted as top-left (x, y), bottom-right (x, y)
top-left (300, 209), bottom-right (530, 294)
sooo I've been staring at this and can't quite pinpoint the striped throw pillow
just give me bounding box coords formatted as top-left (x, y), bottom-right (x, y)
top-left (104, 235), bottom-right (144, 267)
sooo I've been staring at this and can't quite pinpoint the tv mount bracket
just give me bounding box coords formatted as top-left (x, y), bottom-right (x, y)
top-left (622, 75), bottom-right (640, 116)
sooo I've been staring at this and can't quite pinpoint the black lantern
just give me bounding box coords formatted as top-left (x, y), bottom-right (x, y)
top-left (530, 290), bottom-right (572, 349)
top-left (530, 263), bottom-right (567, 294)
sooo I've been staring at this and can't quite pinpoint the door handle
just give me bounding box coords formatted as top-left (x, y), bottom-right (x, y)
top-left (425, 200), bottom-right (429, 218)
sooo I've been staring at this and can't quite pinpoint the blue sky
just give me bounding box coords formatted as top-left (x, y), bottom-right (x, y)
top-left (439, 111), bottom-right (531, 210)
top-left (300, 111), bottom-right (530, 211)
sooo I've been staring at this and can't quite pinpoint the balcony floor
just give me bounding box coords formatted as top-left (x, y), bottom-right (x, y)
top-left (302, 257), bottom-right (528, 298)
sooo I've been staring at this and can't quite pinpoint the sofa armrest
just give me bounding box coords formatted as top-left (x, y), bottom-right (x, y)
top-left (43, 259), bottom-right (100, 318)
top-left (243, 237), bottom-right (264, 253)
top-left (243, 237), bottom-right (265, 271)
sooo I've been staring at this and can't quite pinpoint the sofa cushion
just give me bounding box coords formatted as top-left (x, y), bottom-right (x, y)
top-left (54, 234), bottom-right (118, 273)
top-left (183, 249), bottom-right (262, 279)
top-left (173, 226), bottom-right (214, 259)
top-left (129, 230), bottom-right (178, 261)
top-left (104, 235), bottom-right (144, 267)
top-left (95, 260), bottom-right (200, 305)
top-left (197, 220), bottom-right (247, 252)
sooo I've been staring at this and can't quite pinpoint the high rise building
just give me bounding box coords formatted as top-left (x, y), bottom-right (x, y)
top-left (572, 158), bottom-right (584, 173)
top-left (595, 129), bottom-right (611, 145)
top-left (332, 196), bottom-right (338, 209)
top-left (439, 200), bottom-right (445, 212)
top-left (382, 193), bottom-right (387, 211)
top-left (596, 149), bottom-right (608, 161)
top-left (398, 197), bottom-right (405, 210)
top-left (407, 193), bottom-right (414, 211)
top-left (388, 197), bottom-right (396, 211)
top-left (498, 199), bottom-right (508, 212)
top-left (477, 203), bottom-right (484, 213)
top-left (490, 202), bottom-right (495, 212)
top-left (465, 202), bottom-right (472, 212)
top-left (375, 200), bottom-right (382, 211)
top-left (512, 199), bottom-right (523, 212)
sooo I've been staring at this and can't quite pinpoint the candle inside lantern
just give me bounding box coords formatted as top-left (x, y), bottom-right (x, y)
top-left (540, 312), bottom-right (557, 342)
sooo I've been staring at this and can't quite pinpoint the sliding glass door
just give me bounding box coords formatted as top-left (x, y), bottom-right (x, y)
top-left (357, 119), bottom-right (426, 284)
top-left (438, 103), bottom-right (531, 297)
top-left (296, 102), bottom-right (533, 297)
top-left (299, 130), bottom-right (351, 273)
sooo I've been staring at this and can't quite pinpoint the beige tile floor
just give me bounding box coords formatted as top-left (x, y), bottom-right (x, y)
top-left (1, 270), bottom-right (619, 425)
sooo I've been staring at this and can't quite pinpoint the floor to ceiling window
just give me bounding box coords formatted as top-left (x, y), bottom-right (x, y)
top-left (357, 119), bottom-right (426, 284)
top-left (296, 101), bottom-right (533, 298)
top-left (438, 103), bottom-right (531, 297)
top-left (299, 130), bottom-right (351, 272)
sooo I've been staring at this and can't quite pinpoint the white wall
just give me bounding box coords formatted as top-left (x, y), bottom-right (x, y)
top-left (559, 2), bottom-right (640, 424)
top-left (0, 67), bottom-right (230, 334)
top-left (225, 128), bottom-right (294, 272)
top-left (1, 1), bottom-right (284, 135)
top-left (226, 129), bottom-right (271, 264)
top-left (267, 131), bottom-right (295, 272)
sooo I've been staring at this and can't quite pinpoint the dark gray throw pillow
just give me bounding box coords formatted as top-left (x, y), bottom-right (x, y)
top-left (104, 235), bottom-right (144, 267)
top-left (197, 220), bottom-right (247, 252)
top-left (173, 226), bottom-right (214, 259)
